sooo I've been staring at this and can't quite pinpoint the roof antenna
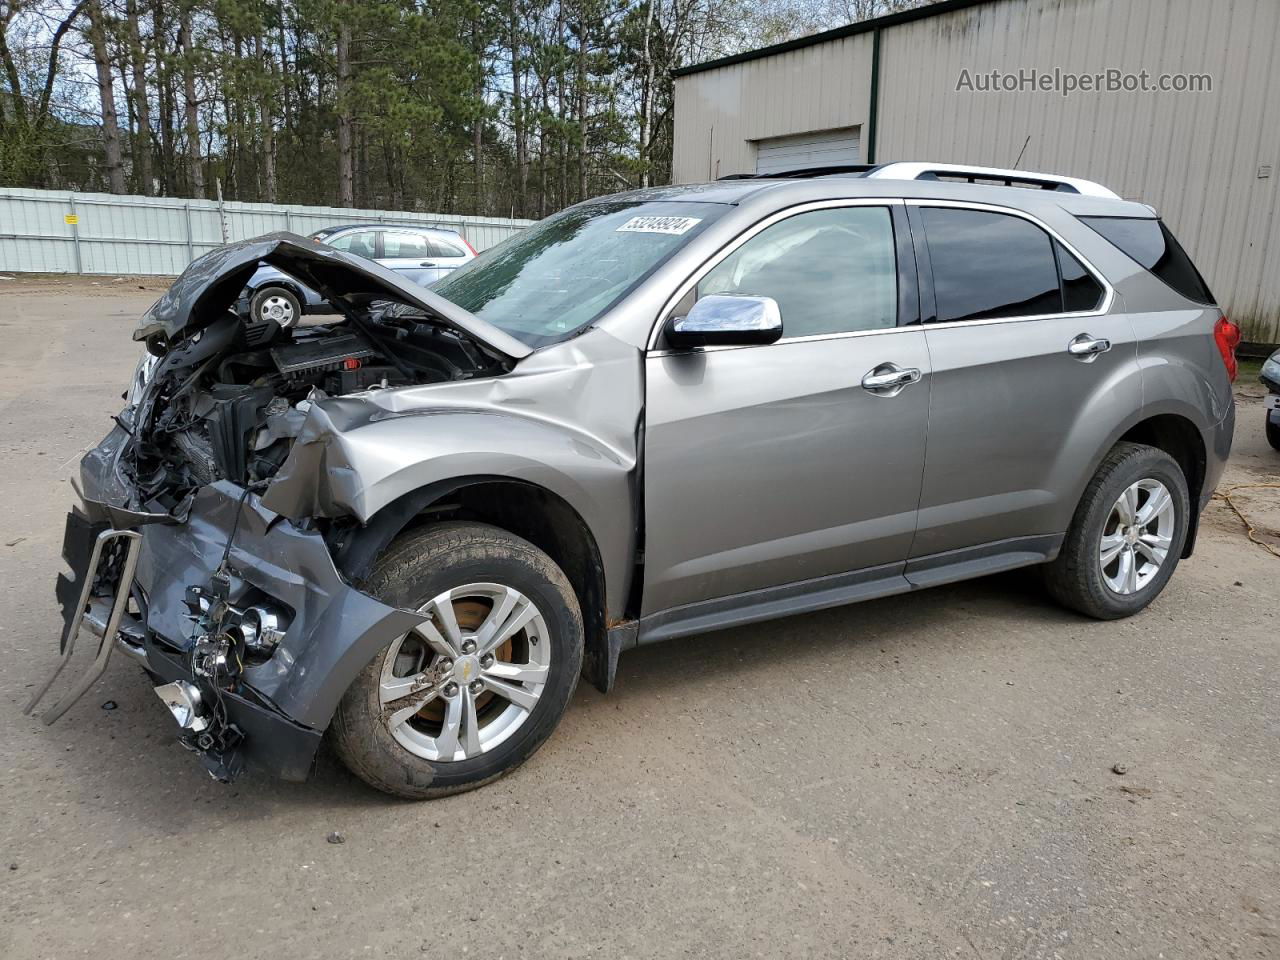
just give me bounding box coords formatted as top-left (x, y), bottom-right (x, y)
top-left (1012, 135), bottom-right (1031, 170)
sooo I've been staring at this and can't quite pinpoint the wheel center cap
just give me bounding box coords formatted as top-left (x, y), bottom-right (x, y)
top-left (453, 655), bottom-right (480, 684)
top-left (1124, 527), bottom-right (1140, 545)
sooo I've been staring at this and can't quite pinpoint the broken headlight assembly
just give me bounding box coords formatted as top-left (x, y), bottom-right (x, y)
top-left (127, 351), bottom-right (159, 406)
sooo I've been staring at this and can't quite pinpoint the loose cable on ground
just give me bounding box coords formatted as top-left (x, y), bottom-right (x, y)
top-left (1212, 482), bottom-right (1280, 558)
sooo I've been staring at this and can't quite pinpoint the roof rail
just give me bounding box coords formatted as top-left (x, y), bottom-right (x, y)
top-left (866, 162), bottom-right (1120, 199)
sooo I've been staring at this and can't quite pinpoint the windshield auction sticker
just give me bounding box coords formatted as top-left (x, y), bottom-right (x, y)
top-left (616, 216), bottom-right (702, 235)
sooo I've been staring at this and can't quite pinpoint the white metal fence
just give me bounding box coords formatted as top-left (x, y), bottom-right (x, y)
top-left (0, 187), bottom-right (534, 276)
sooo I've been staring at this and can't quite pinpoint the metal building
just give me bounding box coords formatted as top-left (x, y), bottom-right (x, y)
top-left (672, 0), bottom-right (1280, 345)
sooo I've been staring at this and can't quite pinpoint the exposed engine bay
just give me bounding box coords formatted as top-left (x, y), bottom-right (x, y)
top-left (109, 231), bottom-right (532, 514)
top-left (128, 304), bottom-right (506, 510)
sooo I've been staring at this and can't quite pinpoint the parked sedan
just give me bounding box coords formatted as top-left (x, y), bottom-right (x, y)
top-left (239, 223), bottom-right (475, 327)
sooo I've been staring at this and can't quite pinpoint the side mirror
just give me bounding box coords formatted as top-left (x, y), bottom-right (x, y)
top-left (665, 294), bottom-right (783, 349)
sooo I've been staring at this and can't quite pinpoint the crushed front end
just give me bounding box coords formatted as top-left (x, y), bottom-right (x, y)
top-left (27, 233), bottom-right (525, 782)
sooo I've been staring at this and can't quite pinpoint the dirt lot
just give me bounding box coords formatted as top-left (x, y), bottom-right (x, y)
top-left (1, 276), bottom-right (1277, 960)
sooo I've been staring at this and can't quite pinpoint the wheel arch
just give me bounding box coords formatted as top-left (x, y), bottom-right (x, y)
top-left (332, 476), bottom-right (616, 695)
top-left (1078, 405), bottom-right (1210, 559)
top-left (1115, 412), bottom-right (1207, 558)
top-left (249, 279), bottom-right (306, 311)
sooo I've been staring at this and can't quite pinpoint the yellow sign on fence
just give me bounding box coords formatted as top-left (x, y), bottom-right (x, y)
top-left (64, 214), bottom-right (79, 225)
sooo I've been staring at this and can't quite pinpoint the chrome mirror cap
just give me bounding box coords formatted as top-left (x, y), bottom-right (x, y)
top-left (666, 294), bottom-right (783, 349)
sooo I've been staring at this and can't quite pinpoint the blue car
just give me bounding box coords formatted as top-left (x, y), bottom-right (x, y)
top-left (239, 223), bottom-right (476, 327)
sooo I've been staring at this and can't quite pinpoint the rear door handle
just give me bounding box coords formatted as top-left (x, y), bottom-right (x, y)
top-left (861, 364), bottom-right (922, 394)
top-left (419, 261), bottom-right (440, 268)
top-left (1068, 334), bottom-right (1111, 360)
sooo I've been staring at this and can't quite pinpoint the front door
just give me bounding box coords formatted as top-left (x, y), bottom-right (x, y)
top-left (642, 201), bottom-right (931, 616)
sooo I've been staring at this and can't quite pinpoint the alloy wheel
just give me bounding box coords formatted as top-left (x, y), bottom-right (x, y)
top-left (378, 583), bottom-right (550, 762)
top-left (1098, 478), bottom-right (1175, 595)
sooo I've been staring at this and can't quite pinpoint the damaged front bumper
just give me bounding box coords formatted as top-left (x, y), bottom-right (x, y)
top-left (28, 435), bottom-right (427, 783)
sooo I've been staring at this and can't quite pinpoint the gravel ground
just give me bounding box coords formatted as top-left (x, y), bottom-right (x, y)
top-left (1, 277), bottom-right (1277, 960)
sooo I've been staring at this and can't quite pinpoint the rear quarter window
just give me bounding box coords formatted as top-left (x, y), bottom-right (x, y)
top-left (430, 238), bottom-right (468, 258)
top-left (1078, 216), bottom-right (1215, 305)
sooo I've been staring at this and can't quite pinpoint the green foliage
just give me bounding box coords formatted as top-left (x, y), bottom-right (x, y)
top-left (0, 0), bottom-right (873, 212)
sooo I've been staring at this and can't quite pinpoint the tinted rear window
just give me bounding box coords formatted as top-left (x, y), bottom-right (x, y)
top-left (922, 207), bottom-right (1063, 322)
top-left (1078, 216), bottom-right (1214, 305)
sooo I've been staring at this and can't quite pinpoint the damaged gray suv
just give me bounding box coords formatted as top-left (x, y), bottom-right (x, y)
top-left (29, 162), bottom-right (1238, 798)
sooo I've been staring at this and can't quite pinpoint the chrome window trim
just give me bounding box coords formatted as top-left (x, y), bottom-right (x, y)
top-left (646, 198), bottom-right (906, 353)
top-left (907, 199), bottom-right (1115, 328)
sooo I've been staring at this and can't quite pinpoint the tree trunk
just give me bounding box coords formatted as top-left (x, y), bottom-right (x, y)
top-left (639, 0), bottom-right (655, 188)
top-left (471, 14), bottom-right (484, 216)
top-left (576, 9), bottom-right (587, 201)
top-left (510, 1), bottom-right (526, 217)
top-left (179, 10), bottom-right (204, 198)
top-left (125, 0), bottom-right (152, 194)
top-left (87, 0), bottom-right (127, 193)
top-left (555, 3), bottom-right (566, 208)
top-left (336, 2), bottom-right (354, 207)
top-left (254, 35), bottom-right (277, 203)
top-left (153, 0), bottom-right (175, 194)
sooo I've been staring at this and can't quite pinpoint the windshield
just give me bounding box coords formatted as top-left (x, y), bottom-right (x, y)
top-left (430, 199), bottom-right (726, 346)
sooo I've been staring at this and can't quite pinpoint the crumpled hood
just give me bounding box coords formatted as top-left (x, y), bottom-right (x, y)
top-left (133, 232), bottom-right (532, 362)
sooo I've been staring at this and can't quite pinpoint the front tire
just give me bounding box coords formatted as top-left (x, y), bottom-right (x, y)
top-left (1266, 413), bottom-right (1280, 452)
top-left (249, 285), bottom-right (301, 328)
top-left (1044, 442), bottom-right (1189, 620)
top-left (331, 522), bottom-right (583, 799)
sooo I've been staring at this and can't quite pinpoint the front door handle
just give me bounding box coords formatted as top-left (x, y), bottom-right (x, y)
top-left (1068, 333), bottom-right (1112, 360)
top-left (861, 364), bottom-right (923, 394)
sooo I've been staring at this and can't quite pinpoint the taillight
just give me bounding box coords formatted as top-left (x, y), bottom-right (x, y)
top-left (1213, 315), bottom-right (1242, 382)
top-left (462, 237), bottom-right (478, 256)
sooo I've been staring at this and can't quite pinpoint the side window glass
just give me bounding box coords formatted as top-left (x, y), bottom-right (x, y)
top-left (922, 208), bottom-right (1061, 322)
top-left (1056, 241), bottom-right (1105, 312)
top-left (1078, 216), bottom-right (1214, 305)
top-left (381, 232), bottom-right (433, 258)
top-left (696, 206), bottom-right (897, 338)
top-left (328, 231), bottom-right (377, 259)
top-left (430, 238), bottom-right (468, 258)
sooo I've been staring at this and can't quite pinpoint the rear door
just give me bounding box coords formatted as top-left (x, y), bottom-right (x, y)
top-left (642, 200), bottom-right (931, 617)
top-left (423, 234), bottom-right (474, 281)
top-left (906, 201), bottom-right (1139, 578)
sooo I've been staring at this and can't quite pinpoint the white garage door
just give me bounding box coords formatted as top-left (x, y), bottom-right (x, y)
top-left (754, 127), bottom-right (861, 175)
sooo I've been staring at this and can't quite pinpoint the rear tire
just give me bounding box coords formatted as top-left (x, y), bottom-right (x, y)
top-left (331, 522), bottom-right (582, 799)
top-left (1044, 442), bottom-right (1189, 620)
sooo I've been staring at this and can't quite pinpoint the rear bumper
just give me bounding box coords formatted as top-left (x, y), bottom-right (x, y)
top-left (50, 433), bottom-right (425, 782)
top-left (1201, 398), bottom-right (1235, 510)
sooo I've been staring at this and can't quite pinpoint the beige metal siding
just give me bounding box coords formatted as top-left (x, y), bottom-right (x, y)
top-left (673, 0), bottom-right (1280, 342)
top-left (672, 33), bottom-right (874, 182)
